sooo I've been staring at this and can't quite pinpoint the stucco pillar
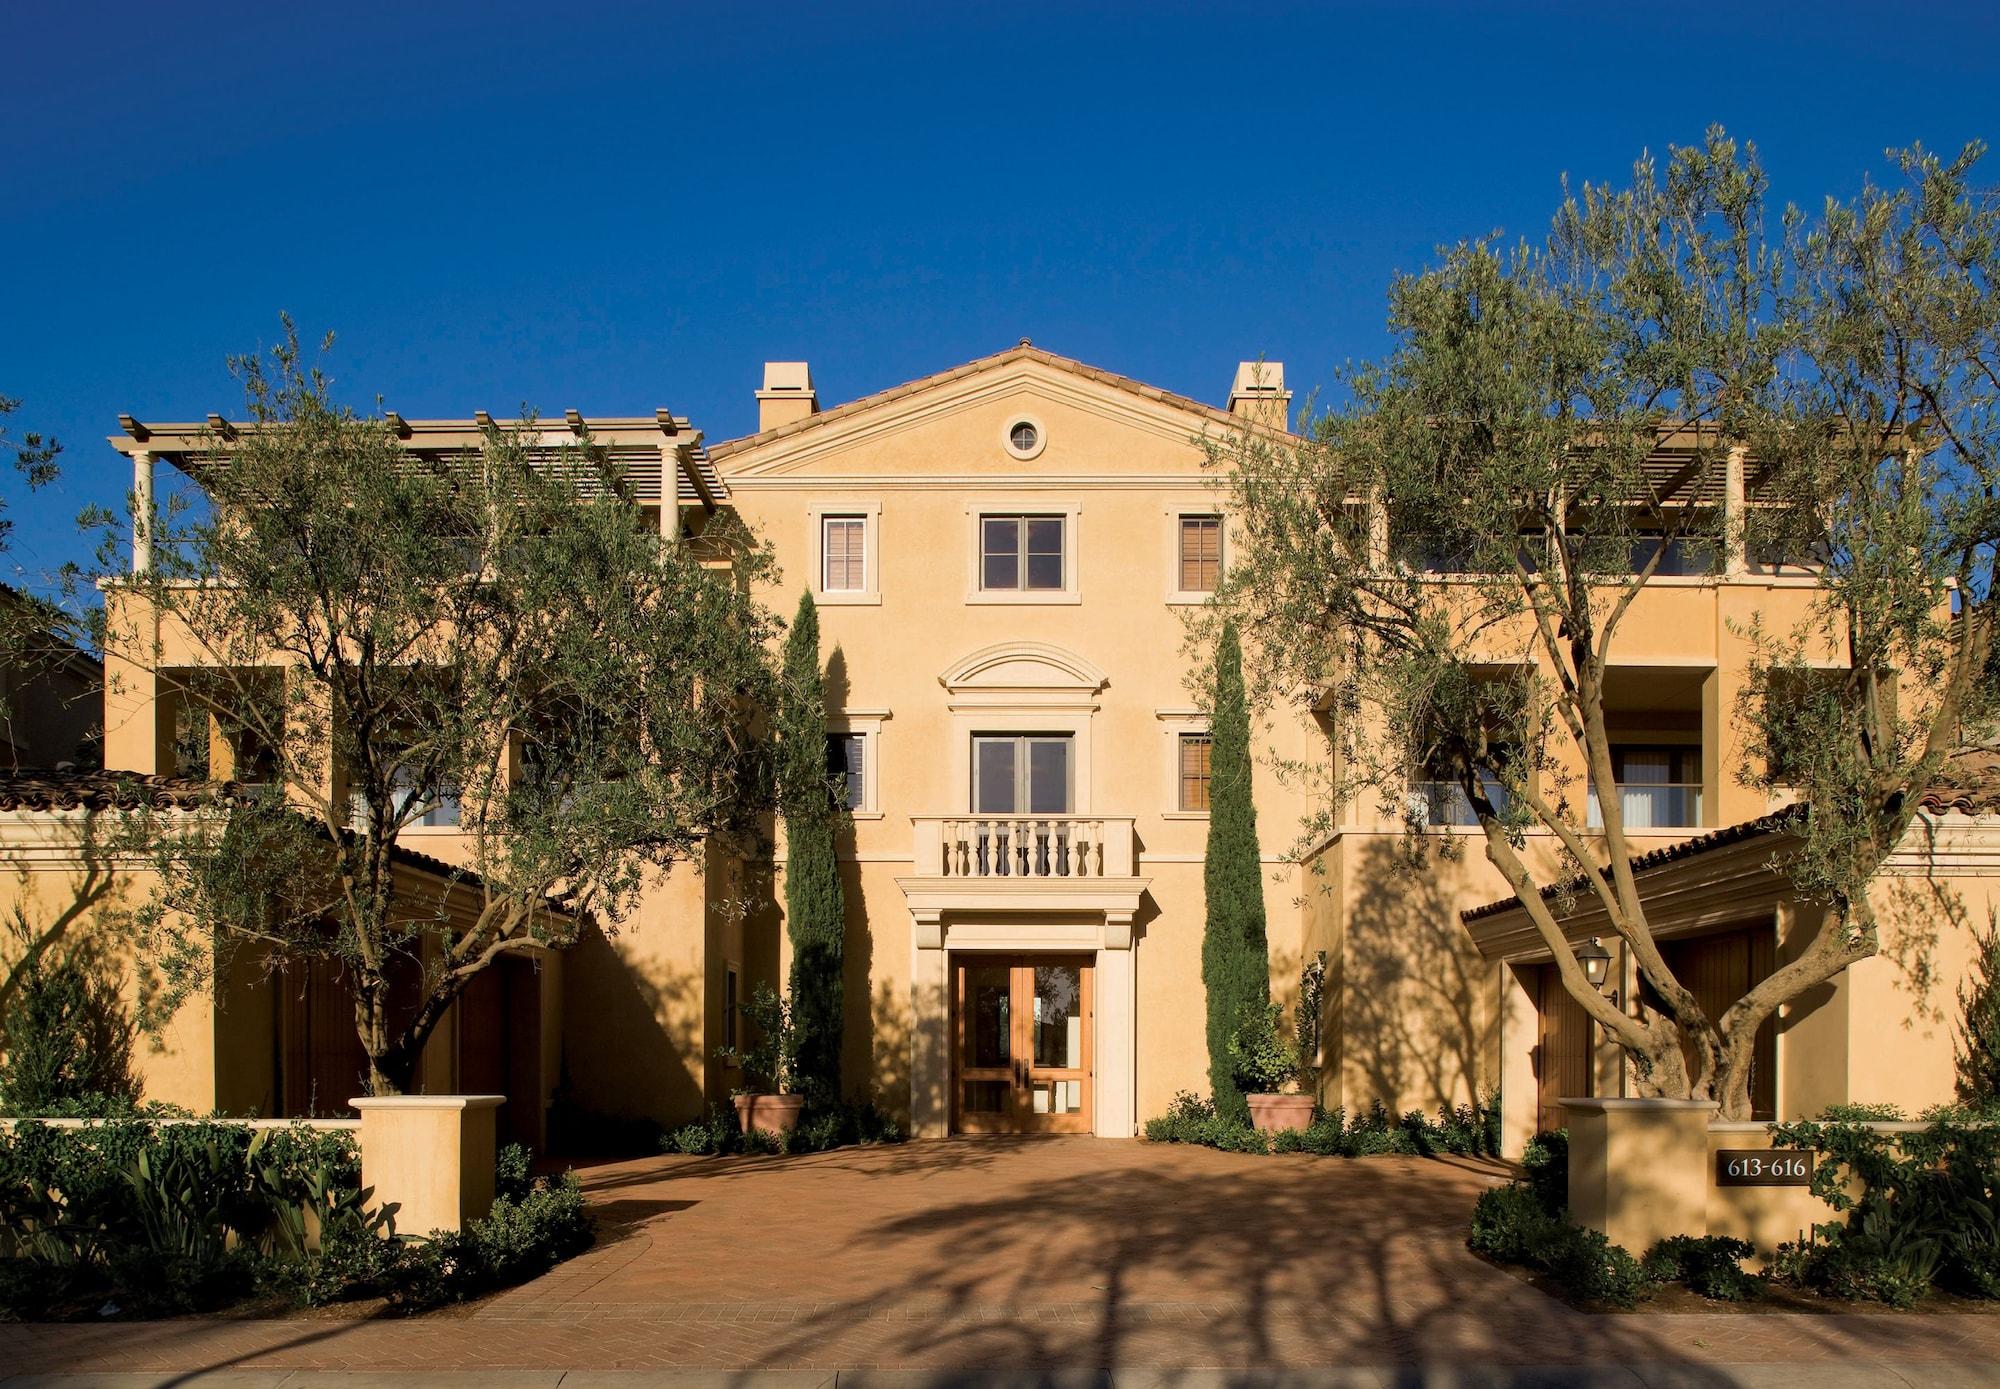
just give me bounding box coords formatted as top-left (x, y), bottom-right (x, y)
top-left (909, 911), bottom-right (948, 1139)
top-left (1498, 964), bottom-right (1540, 1159)
top-left (1564, 1097), bottom-right (1716, 1254)
top-left (1095, 911), bottom-right (1137, 1138)
top-left (350, 1094), bottom-right (505, 1236)
top-left (131, 450), bottom-right (154, 574)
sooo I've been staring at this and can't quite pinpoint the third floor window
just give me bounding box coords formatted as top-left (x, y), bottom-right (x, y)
top-left (822, 516), bottom-right (867, 593)
top-left (981, 515), bottom-right (1065, 591)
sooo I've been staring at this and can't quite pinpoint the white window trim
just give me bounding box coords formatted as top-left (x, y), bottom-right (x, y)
top-left (965, 499), bottom-right (1082, 605)
top-left (807, 498), bottom-right (882, 606)
top-left (1165, 506), bottom-right (1228, 605)
top-left (826, 709), bottom-right (889, 819)
top-left (1156, 708), bottom-right (1211, 819)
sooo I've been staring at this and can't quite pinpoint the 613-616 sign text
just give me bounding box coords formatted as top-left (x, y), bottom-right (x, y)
top-left (1715, 1150), bottom-right (1814, 1187)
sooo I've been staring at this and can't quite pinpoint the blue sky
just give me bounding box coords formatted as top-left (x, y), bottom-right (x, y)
top-left (3, 1), bottom-right (1997, 599)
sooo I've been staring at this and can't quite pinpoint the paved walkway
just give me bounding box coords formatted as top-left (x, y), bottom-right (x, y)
top-left (4, 1138), bottom-right (2000, 1384)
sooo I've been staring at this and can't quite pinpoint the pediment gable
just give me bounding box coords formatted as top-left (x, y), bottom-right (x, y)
top-left (713, 345), bottom-right (1260, 481)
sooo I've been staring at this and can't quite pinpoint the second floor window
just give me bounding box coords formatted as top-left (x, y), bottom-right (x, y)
top-left (826, 732), bottom-right (865, 811)
top-left (350, 764), bottom-right (461, 829)
top-left (1408, 756), bottom-right (1513, 828)
top-left (1179, 516), bottom-right (1222, 593)
top-left (1178, 732), bottom-right (1213, 812)
top-left (822, 516), bottom-right (867, 592)
top-left (981, 515), bottom-right (1064, 591)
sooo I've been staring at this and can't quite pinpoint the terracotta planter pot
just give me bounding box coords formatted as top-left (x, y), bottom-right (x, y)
top-left (1247, 1093), bottom-right (1315, 1134)
top-left (733, 1093), bottom-right (804, 1138)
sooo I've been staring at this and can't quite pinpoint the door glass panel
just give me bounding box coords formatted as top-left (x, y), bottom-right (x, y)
top-left (964, 1080), bottom-right (1010, 1114)
top-left (974, 739), bottom-right (1018, 814)
top-left (1027, 738), bottom-right (1071, 813)
top-left (1031, 963), bottom-right (1083, 1068)
top-left (1030, 1079), bottom-right (1082, 1114)
top-left (967, 962), bottom-right (1012, 1068)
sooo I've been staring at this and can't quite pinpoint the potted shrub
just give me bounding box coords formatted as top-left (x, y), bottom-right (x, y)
top-left (1231, 1002), bottom-right (1312, 1132)
top-left (716, 982), bottom-right (804, 1138)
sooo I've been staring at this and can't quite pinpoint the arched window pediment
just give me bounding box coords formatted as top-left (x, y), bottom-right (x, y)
top-left (939, 642), bottom-right (1107, 697)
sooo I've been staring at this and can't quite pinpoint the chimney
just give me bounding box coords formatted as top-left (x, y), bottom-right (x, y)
top-left (757, 361), bottom-right (818, 432)
top-left (1227, 361), bottom-right (1290, 429)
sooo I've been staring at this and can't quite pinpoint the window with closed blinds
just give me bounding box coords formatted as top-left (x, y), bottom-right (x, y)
top-left (1179, 516), bottom-right (1222, 592)
top-left (1179, 733), bottom-right (1212, 812)
top-left (822, 516), bottom-right (866, 592)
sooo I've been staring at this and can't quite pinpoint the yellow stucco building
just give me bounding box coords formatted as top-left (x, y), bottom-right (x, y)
top-left (13, 342), bottom-right (1994, 1151)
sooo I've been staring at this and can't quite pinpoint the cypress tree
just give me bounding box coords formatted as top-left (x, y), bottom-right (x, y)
top-left (778, 591), bottom-right (845, 1105)
top-left (1957, 913), bottom-right (2000, 1107)
top-left (1202, 620), bottom-right (1269, 1124)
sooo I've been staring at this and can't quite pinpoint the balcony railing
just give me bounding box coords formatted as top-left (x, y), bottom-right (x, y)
top-left (911, 815), bottom-right (1137, 880)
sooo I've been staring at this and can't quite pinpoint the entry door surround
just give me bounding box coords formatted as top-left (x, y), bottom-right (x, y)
top-left (900, 639), bottom-right (1146, 1139)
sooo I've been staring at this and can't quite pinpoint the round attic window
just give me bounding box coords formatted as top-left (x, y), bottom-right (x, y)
top-left (1003, 416), bottom-right (1046, 460)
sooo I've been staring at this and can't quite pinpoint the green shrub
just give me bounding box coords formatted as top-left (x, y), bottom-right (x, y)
top-left (0, 1121), bottom-right (592, 1319)
top-left (663, 1099), bottom-right (905, 1159)
top-left (1226, 1002), bottom-right (1301, 1095)
top-left (1468, 1184), bottom-right (1561, 1264)
top-left (1468, 1184), bottom-right (1651, 1307)
top-left (494, 1142), bottom-right (535, 1203)
top-left (1958, 912), bottom-right (2000, 1106)
top-left (1143, 1091), bottom-right (1500, 1160)
top-left (1820, 1101), bottom-right (1906, 1122)
top-left (1772, 1207), bottom-right (1942, 1308)
top-left (1142, 1090), bottom-right (1267, 1152)
top-left (0, 1119), bottom-right (361, 1318)
top-left (1520, 1129), bottom-right (1568, 1213)
top-left (0, 953), bottom-right (139, 1117)
top-left (1641, 1235), bottom-right (1763, 1301)
top-left (1764, 1110), bottom-right (2000, 1304)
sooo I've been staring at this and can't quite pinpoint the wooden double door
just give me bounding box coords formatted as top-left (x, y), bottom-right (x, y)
top-left (953, 954), bottom-right (1094, 1133)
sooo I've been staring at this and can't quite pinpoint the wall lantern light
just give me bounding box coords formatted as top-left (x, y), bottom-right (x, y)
top-left (1575, 937), bottom-right (1613, 992)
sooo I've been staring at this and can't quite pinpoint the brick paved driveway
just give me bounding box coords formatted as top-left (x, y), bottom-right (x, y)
top-left (6, 1137), bottom-right (2000, 1378)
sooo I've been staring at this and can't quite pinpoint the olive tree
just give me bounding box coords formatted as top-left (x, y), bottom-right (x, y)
top-left (1209, 131), bottom-right (1998, 1119)
top-left (107, 323), bottom-right (780, 1094)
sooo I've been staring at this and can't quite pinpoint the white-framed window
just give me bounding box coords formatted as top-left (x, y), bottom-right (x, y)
top-left (824, 710), bottom-right (887, 817)
top-left (806, 499), bottom-right (881, 604)
top-left (1155, 709), bottom-right (1212, 818)
top-left (826, 731), bottom-right (865, 811)
top-left (822, 516), bottom-right (867, 593)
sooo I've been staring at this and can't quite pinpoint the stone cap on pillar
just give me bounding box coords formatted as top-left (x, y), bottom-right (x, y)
top-left (349, 1095), bottom-right (506, 1111)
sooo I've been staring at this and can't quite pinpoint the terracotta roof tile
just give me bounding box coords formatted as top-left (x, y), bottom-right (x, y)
top-left (1460, 747), bottom-right (2000, 925)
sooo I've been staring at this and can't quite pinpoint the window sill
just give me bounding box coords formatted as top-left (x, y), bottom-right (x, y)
top-left (1165, 591), bottom-right (1218, 607)
top-left (815, 590), bottom-right (882, 606)
top-left (965, 590), bottom-right (1082, 606)
top-left (846, 811), bottom-right (885, 821)
top-left (1160, 810), bottom-right (1211, 821)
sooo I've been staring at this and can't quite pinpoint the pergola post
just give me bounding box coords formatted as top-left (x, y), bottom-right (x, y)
top-left (131, 449), bottom-right (155, 574)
